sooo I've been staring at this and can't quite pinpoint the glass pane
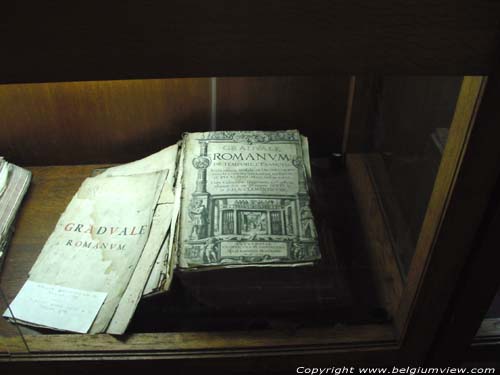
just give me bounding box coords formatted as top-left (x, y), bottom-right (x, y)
top-left (366, 76), bottom-right (463, 273)
top-left (0, 76), bottom-right (477, 349)
top-left (477, 287), bottom-right (500, 338)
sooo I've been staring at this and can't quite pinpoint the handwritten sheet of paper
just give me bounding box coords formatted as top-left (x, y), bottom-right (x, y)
top-left (3, 281), bottom-right (107, 333)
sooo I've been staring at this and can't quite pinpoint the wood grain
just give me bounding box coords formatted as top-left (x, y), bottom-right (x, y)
top-left (0, 77), bottom-right (351, 165)
top-left (0, 345), bottom-right (400, 374)
top-left (362, 155), bottom-right (415, 277)
top-left (0, 79), bottom-right (211, 165)
top-left (0, 1), bottom-right (499, 83)
top-left (1, 324), bottom-right (395, 355)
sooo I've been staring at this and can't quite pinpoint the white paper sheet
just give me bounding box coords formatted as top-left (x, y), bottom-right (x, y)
top-left (4, 281), bottom-right (107, 334)
top-left (0, 160), bottom-right (9, 197)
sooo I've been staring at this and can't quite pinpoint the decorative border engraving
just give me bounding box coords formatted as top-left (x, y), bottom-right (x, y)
top-left (182, 131), bottom-right (319, 267)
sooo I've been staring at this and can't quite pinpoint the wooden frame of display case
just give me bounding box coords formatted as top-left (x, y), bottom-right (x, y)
top-left (1, 1), bottom-right (500, 371)
top-left (345, 76), bottom-right (500, 365)
top-left (428, 223), bottom-right (500, 365)
top-left (345, 76), bottom-right (498, 359)
top-left (424, 91), bottom-right (500, 363)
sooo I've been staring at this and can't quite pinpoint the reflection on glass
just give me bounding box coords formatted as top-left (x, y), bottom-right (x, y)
top-left (476, 288), bottom-right (500, 338)
top-left (0, 76), bottom-right (470, 339)
top-left (370, 77), bottom-right (462, 273)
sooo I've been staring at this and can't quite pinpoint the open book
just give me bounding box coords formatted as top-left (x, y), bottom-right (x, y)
top-left (4, 130), bottom-right (322, 334)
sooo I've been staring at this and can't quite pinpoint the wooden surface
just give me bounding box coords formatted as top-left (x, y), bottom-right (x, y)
top-left (216, 76), bottom-right (350, 155)
top-left (346, 154), bottom-right (404, 318)
top-left (427, 72), bottom-right (500, 365)
top-left (1, 344), bottom-right (399, 374)
top-left (342, 76), bottom-right (500, 364)
top-left (343, 76), bottom-right (381, 153)
top-left (0, 77), bottom-right (350, 165)
top-left (1, 1), bottom-right (499, 83)
top-left (341, 77), bottom-right (356, 154)
top-left (363, 155), bottom-right (414, 277)
top-left (0, 73), bottom-right (497, 364)
top-left (2, 324), bottom-right (395, 354)
top-left (0, 163), bottom-right (396, 363)
top-left (0, 79), bottom-right (211, 166)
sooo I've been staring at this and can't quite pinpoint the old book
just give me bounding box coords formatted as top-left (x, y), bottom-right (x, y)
top-left (177, 130), bottom-right (320, 269)
top-left (5, 130), bottom-right (345, 334)
top-left (171, 131), bottom-right (347, 316)
top-left (142, 131), bottom-right (350, 325)
top-left (4, 145), bottom-right (178, 334)
top-left (0, 157), bottom-right (31, 272)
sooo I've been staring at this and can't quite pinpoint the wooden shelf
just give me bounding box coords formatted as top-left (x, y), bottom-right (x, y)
top-left (0, 163), bottom-right (398, 363)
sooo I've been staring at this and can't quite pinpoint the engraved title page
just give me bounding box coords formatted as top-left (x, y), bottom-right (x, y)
top-left (178, 130), bottom-right (320, 269)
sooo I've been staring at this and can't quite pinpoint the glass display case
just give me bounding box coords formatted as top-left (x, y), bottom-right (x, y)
top-left (1, 2), bottom-right (500, 371)
top-left (0, 73), bottom-right (498, 372)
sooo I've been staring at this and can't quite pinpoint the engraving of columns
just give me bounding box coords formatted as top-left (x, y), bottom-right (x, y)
top-left (298, 167), bottom-right (307, 194)
top-left (233, 209), bottom-right (237, 234)
top-left (294, 198), bottom-right (302, 237)
top-left (214, 202), bottom-right (219, 234)
top-left (295, 141), bottom-right (307, 194)
top-left (195, 141), bottom-right (209, 193)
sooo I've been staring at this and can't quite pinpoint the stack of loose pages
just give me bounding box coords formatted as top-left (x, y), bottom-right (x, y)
top-left (4, 145), bottom-right (179, 334)
top-left (0, 157), bottom-right (31, 271)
